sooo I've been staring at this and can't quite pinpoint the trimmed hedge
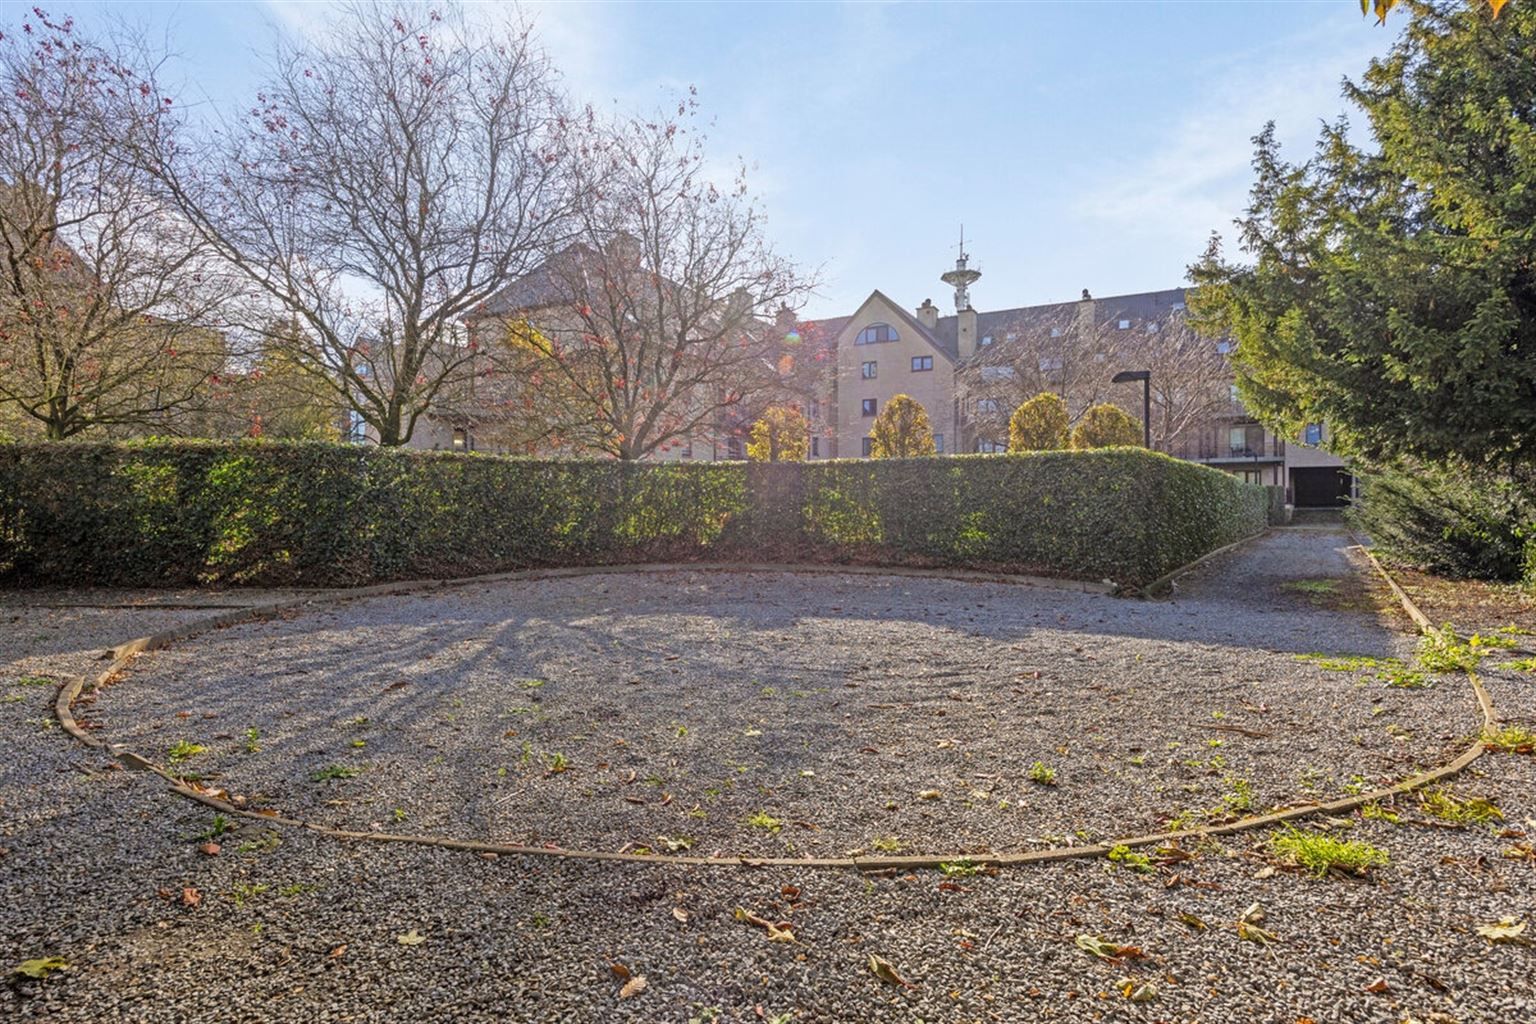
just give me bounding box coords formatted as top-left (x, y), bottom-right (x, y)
top-left (0, 441), bottom-right (1267, 588)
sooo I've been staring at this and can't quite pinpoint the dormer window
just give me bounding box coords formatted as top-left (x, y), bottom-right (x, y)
top-left (1117, 319), bottom-right (1131, 330)
top-left (980, 335), bottom-right (994, 347)
top-left (855, 323), bottom-right (898, 345)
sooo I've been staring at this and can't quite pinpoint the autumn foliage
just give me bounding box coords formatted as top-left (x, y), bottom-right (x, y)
top-left (1008, 393), bottom-right (1070, 452)
top-left (1070, 403), bottom-right (1143, 450)
top-left (868, 395), bottom-right (936, 459)
top-left (747, 406), bottom-right (809, 462)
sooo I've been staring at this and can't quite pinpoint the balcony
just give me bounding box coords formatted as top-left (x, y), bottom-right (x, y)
top-left (1168, 437), bottom-right (1286, 462)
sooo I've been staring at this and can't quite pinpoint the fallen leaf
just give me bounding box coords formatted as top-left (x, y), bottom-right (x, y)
top-left (329, 944), bottom-right (347, 959)
top-left (1177, 912), bottom-right (1207, 931)
top-left (917, 789), bottom-right (943, 801)
top-left (1118, 977), bottom-right (1158, 1002)
top-left (180, 887), bottom-right (202, 908)
top-left (1237, 920), bottom-right (1278, 945)
top-left (1363, 977), bottom-right (1389, 994)
top-left (1239, 902), bottom-right (1266, 924)
top-left (396, 929), bottom-right (426, 946)
top-left (868, 953), bottom-right (916, 989)
top-left (781, 884), bottom-right (801, 899)
top-left (198, 842), bottom-right (221, 857)
top-left (1477, 917), bottom-right (1529, 944)
top-left (672, 907), bottom-right (689, 924)
top-left (1253, 865), bottom-right (1276, 879)
top-left (618, 975), bottom-right (647, 999)
top-left (13, 957), bottom-right (69, 980)
top-left (610, 962), bottom-right (631, 979)
top-left (735, 906), bottom-right (796, 943)
top-left (1074, 934), bottom-right (1143, 962)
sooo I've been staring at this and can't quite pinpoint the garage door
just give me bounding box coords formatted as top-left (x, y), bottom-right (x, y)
top-left (1291, 467), bottom-right (1353, 508)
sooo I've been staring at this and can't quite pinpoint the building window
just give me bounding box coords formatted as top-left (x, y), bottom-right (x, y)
top-left (726, 437), bottom-right (744, 460)
top-left (811, 436), bottom-right (820, 458)
top-left (980, 365), bottom-right (1014, 380)
top-left (1172, 301), bottom-right (1187, 311)
top-left (1146, 322), bottom-right (1160, 333)
top-left (855, 322), bottom-right (898, 345)
top-left (1216, 340), bottom-right (1234, 355)
top-left (809, 399), bottom-right (821, 419)
top-left (1229, 426), bottom-right (1249, 453)
top-left (681, 439), bottom-right (693, 459)
top-left (1038, 356), bottom-right (1063, 373)
top-left (452, 428), bottom-right (469, 451)
top-left (976, 398), bottom-right (1001, 415)
top-left (1117, 319), bottom-right (1131, 330)
top-left (979, 335), bottom-right (994, 347)
top-left (861, 437), bottom-right (873, 457)
top-left (976, 439), bottom-right (1006, 453)
top-left (861, 360), bottom-right (878, 379)
top-left (934, 433), bottom-right (944, 454)
top-left (1304, 423), bottom-right (1323, 446)
top-left (861, 398), bottom-right (878, 417)
top-left (911, 355), bottom-right (933, 372)
top-left (1049, 327), bottom-right (1063, 338)
top-left (1239, 469), bottom-right (1262, 485)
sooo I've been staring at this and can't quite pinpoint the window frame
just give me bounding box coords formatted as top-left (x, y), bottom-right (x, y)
top-left (861, 398), bottom-right (878, 418)
top-left (910, 355), bottom-right (933, 372)
top-left (861, 360), bottom-right (878, 379)
top-left (854, 323), bottom-right (898, 346)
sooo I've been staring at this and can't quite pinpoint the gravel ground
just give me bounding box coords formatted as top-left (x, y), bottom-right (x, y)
top-left (3, 525), bottom-right (1534, 1023)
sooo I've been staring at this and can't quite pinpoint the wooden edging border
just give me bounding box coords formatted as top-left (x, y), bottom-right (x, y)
top-left (54, 556), bottom-right (1495, 872)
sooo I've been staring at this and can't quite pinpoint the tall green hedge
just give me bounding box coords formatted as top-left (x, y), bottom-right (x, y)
top-left (0, 441), bottom-right (1266, 588)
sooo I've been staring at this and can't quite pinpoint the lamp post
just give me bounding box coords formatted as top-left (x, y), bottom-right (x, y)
top-left (1112, 369), bottom-right (1152, 448)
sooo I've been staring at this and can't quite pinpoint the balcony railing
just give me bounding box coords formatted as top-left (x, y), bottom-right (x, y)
top-left (1168, 437), bottom-right (1286, 461)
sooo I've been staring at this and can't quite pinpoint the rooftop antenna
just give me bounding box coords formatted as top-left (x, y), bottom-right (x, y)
top-left (940, 223), bottom-right (981, 312)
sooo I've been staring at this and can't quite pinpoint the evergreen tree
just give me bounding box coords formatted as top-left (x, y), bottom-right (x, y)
top-left (1191, 1), bottom-right (1536, 469)
top-left (868, 394), bottom-right (935, 458)
top-left (1070, 404), bottom-right (1143, 449)
top-left (1008, 392), bottom-right (1070, 452)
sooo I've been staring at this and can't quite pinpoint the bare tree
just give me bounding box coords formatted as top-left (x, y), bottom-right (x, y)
top-left (957, 304), bottom-right (1129, 449)
top-left (149, 3), bottom-right (570, 446)
top-left (0, 10), bottom-right (228, 440)
top-left (493, 99), bottom-right (813, 460)
top-left (1140, 314), bottom-right (1233, 452)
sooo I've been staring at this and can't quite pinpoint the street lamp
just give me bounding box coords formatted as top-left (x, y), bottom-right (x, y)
top-left (1112, 369), bottom-right (1152, 449)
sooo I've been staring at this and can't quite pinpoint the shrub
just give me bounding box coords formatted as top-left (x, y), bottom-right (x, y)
top-left (1008, 393), bottom-right (1069, 452)
top-left (1070, 403), bottom-right (1142, 449)
top-left (1348, 460), bottom-right (1535, 582)
top-left (0, 441), bottom-right (1267, 589)
top-left (868, 395), bottom-right (935, 458)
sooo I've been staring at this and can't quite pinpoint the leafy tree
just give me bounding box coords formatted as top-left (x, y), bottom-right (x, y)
top-left (747, 406), bottom-right (809, 462)
top-left (1363, 0), bottom-right (1508, 23)
top-left (869, 394), bottom-right (935, 459)
top-left (1008, 392), bottom-right (1069, 452)
top-left (1191, 1), bottom-right (1536, 469)
top-left (1070, 403), bottom-right (1142, 449)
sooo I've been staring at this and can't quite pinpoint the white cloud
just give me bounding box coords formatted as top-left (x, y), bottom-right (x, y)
top-left (1076, 26), bottom-right (1388, 244)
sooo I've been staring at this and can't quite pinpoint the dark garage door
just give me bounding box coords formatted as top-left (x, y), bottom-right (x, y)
top-left (1291, 467), bottom-right (1353, 508)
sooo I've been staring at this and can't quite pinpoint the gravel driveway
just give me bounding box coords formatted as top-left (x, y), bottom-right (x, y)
top-left (4, 524), bottom-right (1534, 1023)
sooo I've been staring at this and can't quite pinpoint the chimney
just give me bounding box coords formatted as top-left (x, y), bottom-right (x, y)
top-left (775, 305), bottom-right (796, 332)
top-left (958, 307), bottom-right (978, 360)
top-left (1077, 287), bottom-right (1097, 332)
top-left (916, 298), bottom-right (938, 330)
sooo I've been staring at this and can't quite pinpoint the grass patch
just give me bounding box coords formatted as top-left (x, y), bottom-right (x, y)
top-left (1378, 666), bottom-right (1430, 689)
top-left (1360, 802), bottom-right (1401, 824)
top-left (1419, 787), bottom-right (1502, 824)
top-left (1502, 657), bottom-right (1536, 673)
top-left (938, 859), bottom-right (980, 877)
top-left (1417, 625), bottom-right (1484, 673)
top-left (871, 835), bottom-right (903, 853)
top-left (311, 764), bottom-right (361, 782)
top-left (1284, 579), bottom-right (1339, 595)
top-left (744, 811), bottom-right (782, 833)
top-left (167, 740), bottom-right (208, 765)
top-left (15, 675), bottom-right (52, 687)
top-left (1296, 652), bottom-right (1401, 673)
top-left (1481, 725), bottom-right (1536, 754)
top-left (1027, 761), bottom-right (1058, 786)
top-left (1269, 826), bottom-right (1388, 878)
top-left (1106, 844), bottom-right (1155, 874)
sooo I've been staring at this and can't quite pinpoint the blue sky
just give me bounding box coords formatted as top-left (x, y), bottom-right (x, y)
top-left (43, 1), bottom-right (1402, 319)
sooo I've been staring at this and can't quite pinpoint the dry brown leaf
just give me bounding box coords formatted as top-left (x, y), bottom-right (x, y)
top-left (672, 907), bottom-right (689, 924)
top-left (1477, 917), bottom-right (1529, 944)
top-left (868, 953), bottom-right (917, 989)
top-left (396, 929), bottom-right (426, 946)
top-left (198, 842), bottom-right (221, 857)
top-left (180, 887), bottom-right (202, 908)
top-left (329, 944), bottom-right (347, 959)
top-left (610, 962), bottom-right (631, 979)
top-left (618, 975), bottom-right (647, 999)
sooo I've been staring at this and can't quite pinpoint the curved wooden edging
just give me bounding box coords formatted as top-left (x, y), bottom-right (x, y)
top-left (54, 557), bottom-right (1496, 872)
top-left (1134, 528), bottom-right (1271, 599)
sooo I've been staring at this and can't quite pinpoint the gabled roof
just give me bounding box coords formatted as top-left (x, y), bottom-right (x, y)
top-left (841, 289), bottom-right (960, 361)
